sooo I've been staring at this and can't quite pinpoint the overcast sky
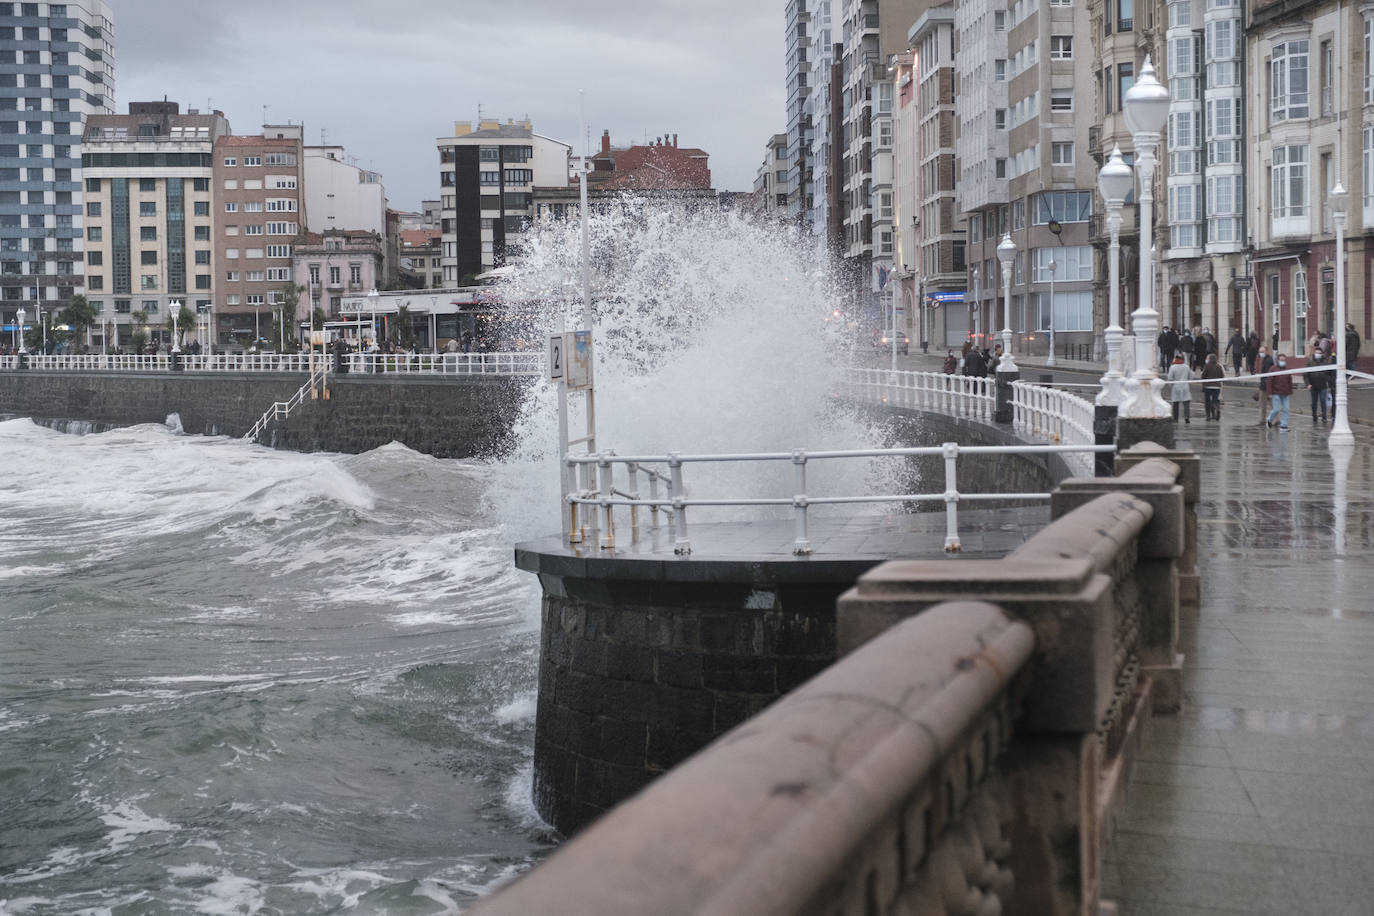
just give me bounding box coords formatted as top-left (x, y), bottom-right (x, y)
top-left (113, 0), bottom-right (785, 211)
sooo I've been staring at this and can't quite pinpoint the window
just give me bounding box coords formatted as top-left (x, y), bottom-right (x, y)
top-left (223, 157), bottom-right (237, 166)
top-left (225, 271), bottom-right (239, 282)
top-left (86, 200), bottom-right (100, 217)
top-left (246, 294), bottom-right (265, 305)
top-left (244, 201), bottom-right (263, 212)
top-left (87, 250), bottom-right (102, 265)
top-left (1271, 144), bottom-right (1309, 219)
top-left (226, 295), bottom-right (240, 305)
top-left (193, 178), bottom-right (209, 192)
top-left (878, 191), bottom-right (893, 220)
top-left (196, 274), bottom-right (211, 290)
top-left (1033, 245), bottom-right (1093, 281)
top-left (87, 275), bottom-right (103, 290)
top-left (266, 267), bottom-right (291, 281)
top-left (244, 224), bottom-right (263, 235)
top-left (194, 226), bottom-right (210, 241)
top-left (225, 248), bottom-right (238, 259)
top-left (1035, 190), bottom-right (1092, 223)
top-left (995, 109), bottom-right (1007, 129)
top-left (266, 221), bottom-right (295, 235)
top-left (271, 177), bottom-right (297, 189)
top-left (1320, 39), bottom-right (1333, 116)
top-left (223, 179), bottom-right (238, 190)
top-left (266, 245), bottom-right (291, 258)
top-left (246, 271), bottom-right (265, 282)
top-left (309, 264), bottom-right (319, 285)
top-left (995, 59), bottom-right (1007, 80)
top-left (1366, 18), bottom-right (1374, 105)
top-left (1271, 40), bottom-right (1310, 122)
top-left (1050, 36), bottom-right (1073, 60)
top-left (1294, 268), bottom-right (1309, 343)
top-left (995, 158), bottom-right (1007, 178)
top-left (140, 251), bottom-right (157, 265)
top-left (87, 226), bottom-right (101, 241)
top-left (329, 265), bottom-right (341, 285)
top-left (1051, 89), bottom-right (1074, 112)
top-left (1036, 290), bottom-right (1094, 331)
top-left (265, 198), bottom-right (296, 212)
top-left (194, 250), bottom-right (210, 265)
top-left (994, 10), bottom-right (1006, 29)
top-left (141, 275), bottom-right (158, 290)
top-left (264, 153), bottom-right (296, 167)
top-left (138, 177), bottom-right (156, 192)
top-left (1052, 142), bottom-right (1075, 165)
top-left (1364, 127), bottom-right (1374, 210)
top-left (243, 156), bottom-right (262, 167)
top-left (224, 202), bottom-right (238, 213)
top-left (85, 177), bottom-right (100, 192)
top-left (1117, 63), bottom-right (1134, 103)
top-left (245, 248), bottom-right (263, 259)
top-left (1117, 0), bottom-right (1133, 29)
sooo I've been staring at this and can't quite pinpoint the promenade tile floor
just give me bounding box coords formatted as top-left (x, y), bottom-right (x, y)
top-left (1102, 398), bottom-right (1374, 915)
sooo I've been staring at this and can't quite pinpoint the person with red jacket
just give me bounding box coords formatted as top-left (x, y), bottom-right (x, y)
top-left (1265, 353), bottom-right (1294, 430)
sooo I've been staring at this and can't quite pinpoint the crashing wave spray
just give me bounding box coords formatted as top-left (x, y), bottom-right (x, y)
top-left (487, 197), bottom-right (900, 540)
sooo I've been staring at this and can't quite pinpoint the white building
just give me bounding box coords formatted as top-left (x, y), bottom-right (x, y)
top-left (303, 145), bottom-right (386, 237)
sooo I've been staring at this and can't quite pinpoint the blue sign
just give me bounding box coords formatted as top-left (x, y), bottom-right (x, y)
top-left (927, 291), bottom-right (966, 303)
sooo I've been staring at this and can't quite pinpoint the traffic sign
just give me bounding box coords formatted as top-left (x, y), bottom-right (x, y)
top-left (1234, 276), bottom-right (1253, 290)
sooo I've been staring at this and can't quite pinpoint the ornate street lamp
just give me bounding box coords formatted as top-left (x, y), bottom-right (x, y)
top-left (1097, 145), bottom-right (1133, 407)
top-left (169, 299), bottom-right (182, 353)
top-left (367, 286), bottom-right (379, 348)
top-left (1330, 183), bottom-right (1354, 446)
top-left (15, 307), bottom-right (26, 354)
top-left (996, 233), bottom-right (1017, 373)
top-left (1121, 55), bottom-right (1171, 418)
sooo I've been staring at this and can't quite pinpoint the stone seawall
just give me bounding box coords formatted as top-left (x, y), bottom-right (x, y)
top-left (0, 371), bottom-right (531, 458)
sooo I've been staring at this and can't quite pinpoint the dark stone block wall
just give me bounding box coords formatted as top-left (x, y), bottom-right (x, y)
top-left (0, 370), bottom-right (531, 458)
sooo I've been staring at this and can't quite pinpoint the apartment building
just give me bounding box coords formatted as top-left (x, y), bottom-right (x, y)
top-left (303, 145), bottom-right (386, 237)
top-left (806, 0), bottom-right (843, 254)
top-left (436, 118), bottom-right (570, 285)
top-left (754, 132), bottom-right (789, 211)
top-left (292, 229), bottom-right (383, 328)
top-left (0, 0), bottom-right (114, 335)
top-left (1246, 0), bottom-right (1368, 361)
top-left (79, 101), bottom-right (226, 347)
top-left (398, 228), bottom-right (441, 289)
top-left (785, 0), bottom-right (813, 221)
top-left (212, 125), bottom-right (305, 347)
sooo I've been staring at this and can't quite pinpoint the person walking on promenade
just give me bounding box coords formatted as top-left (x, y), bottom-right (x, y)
top-left (963, 345), bottom-right (988, 378)
top-left (1167, 355), bottom-right (1193, 423)
top-left (1178, 328), bottom-right (1195, 371)
top-left (1266, 353), bottom-right (1294, 430)
top-left (1225, 329), bottom-right (1247, 375)
top-left (1246, 331), bottom-right (1261, 373)
top-left (942, 350), bottom-right (958, 374)
top-left (1306, 350), bottom-right (1329, 423)
top-left (1255, 346), bottom-right (1274, 424)
top-left (1200, 327), bottom-right (1218, 371)
top-left (1158, 326), bottom-right (1178, 371)
top-left (1346, 323), bottom-right (1361, 371)
top-left (1201, 353), bottom-right (1225, 420)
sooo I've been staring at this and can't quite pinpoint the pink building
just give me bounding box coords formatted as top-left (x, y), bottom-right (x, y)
top-left (292, 230), bottom-right (384, 322)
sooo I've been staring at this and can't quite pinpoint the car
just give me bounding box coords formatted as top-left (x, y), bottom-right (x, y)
top-left (873, 328), bottom-right (909, 355)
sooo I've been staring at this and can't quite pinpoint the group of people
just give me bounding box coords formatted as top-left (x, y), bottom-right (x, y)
top-left (941, 339), bottom-right (1006, 377)
top-left (1157, 326), bottom-right (1222, 373)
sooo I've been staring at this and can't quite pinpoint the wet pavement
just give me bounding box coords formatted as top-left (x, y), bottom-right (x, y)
top-left (1100, 396), bottom-right (1374, 913)
top-left (871, 349), bottom-right (1374, 913)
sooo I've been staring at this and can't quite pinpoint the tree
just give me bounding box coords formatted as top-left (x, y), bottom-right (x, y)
top-left (59, 293), bottom-right (96, 347)
top-left (393, 305), bottom-right (418, 350)
top-left (272, 284), bottom-right (303, 352)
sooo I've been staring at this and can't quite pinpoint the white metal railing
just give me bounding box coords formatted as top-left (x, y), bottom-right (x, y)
top-left (562, 441), bottom-right (1114, 557)
top-left (0, 351), bottom-right (543, 377)
top-left (841, 366), bottom-right (995, 418)
top-left (244, 367), bottom-right (327, 443)
top-left (1010, 379), bottom-right (1097, 475)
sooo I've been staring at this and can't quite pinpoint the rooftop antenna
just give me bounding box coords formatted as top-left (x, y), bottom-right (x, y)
top-left (262, 103), bottom-right (269, 125)
top-left (321, 127), bottom-right (328, 146)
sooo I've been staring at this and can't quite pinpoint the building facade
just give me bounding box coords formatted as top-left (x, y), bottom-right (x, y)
top-left (303, 145), bottom-right (386, 237)
top-left (806, 0), bottom-right (841, 251)
top-left (754, 132), bottom-right (789, 211)
top-left (785, 0), bottom-right (813, 221)
top-left (292, 229), bottom-right (383, 336)
top-left (0, 0), bottom-right (114, 335)
top-left (80, 101), bottom-right (226, 348)
top-left (436, 118), bottom-right (570, 285)
top-left (398, 228), bottom-right (441, 288)
top-left (212, 125), bottom-right (305, 346)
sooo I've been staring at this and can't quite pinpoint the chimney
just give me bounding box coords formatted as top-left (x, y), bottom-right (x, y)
top-left (601, 129), bottom-right (611, 155)
top-left (673, 133), bottom-right (678, 147)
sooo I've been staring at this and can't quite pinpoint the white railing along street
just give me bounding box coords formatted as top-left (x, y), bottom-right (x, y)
top-left (0, 351), bottom-right (544, 377)
top-left (563, 441), bottom-right (1113, 557)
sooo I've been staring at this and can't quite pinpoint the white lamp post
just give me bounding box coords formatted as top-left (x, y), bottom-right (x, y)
top-left (1330, 183), bottom-right (1354, 445)
top-left (996, 233), bottom-right (1017, 372)
top-left (1097, 145), bottom-right (1133, 406)
top-left (367, 286), bottom-right (379, 348)
top-left (169, 300), bottom-right (182, 353)
top-left (36, 304), bottom-right (43, 354)
top-left (15, 307), bottom-right (25, 354)
top-left (1122, 55), bottom-right (1172, 418)
top-left (1046, 254), bottom-right (1058, 367)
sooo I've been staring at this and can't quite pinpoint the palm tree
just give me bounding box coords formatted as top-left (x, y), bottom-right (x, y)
top-left (59, 293), bottom-right (96, 350)
top-left (394, 305), bottom-right (418, 350)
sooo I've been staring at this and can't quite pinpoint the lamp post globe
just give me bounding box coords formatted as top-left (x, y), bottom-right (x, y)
top-left (996, 233), bottom-right (1017, 373)
top-left (1123, 56), bottom-right (1170, 136)
top-left (15, 307), bottom-right (25, 354)
top-left (1097, 144), bottom-right (1133, 407)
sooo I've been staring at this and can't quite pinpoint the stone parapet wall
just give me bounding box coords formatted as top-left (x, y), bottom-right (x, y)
top-left (0, 371), bottom-right (530, 458)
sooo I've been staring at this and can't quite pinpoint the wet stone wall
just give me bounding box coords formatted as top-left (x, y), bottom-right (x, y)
top-left (0, 370), bottom-right (530, 458)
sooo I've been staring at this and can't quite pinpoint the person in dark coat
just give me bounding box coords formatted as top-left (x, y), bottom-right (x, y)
top-left (1346, 323), bottom-right (1361, 371)
top-left (963, 346), bottom-right (988, 378)
top-left (1225, 330), bottom-right (1246, 375)
top-left (1265, 353), bottom-right (1294, 429)
top-left (1307, 351), bottom-right (1329, 422)
top-left (1200, 353), bottom-right (1225, 420)
top-left (1178, 329), bottom-right (1195, 369)
top-left (1158, 326), bottom-right (1178, 371)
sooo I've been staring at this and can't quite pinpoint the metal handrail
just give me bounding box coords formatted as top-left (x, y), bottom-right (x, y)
top-left (563, 441), bottom-right (1113, 557)
top-left (0, 351), bottom-right (544, 377)
top-left (244, 367), bottom-right (326, 443)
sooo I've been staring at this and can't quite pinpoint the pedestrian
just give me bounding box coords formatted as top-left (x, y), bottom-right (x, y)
top-left (1225, 329), bottom-right (1246, 375)
top-left (1254, 346), bottom-right (1274, 424)
top-left (1320, 332), bottom-right (1334, 360)
top-left (1346, 323), bottom-right (1361, 371)
top-left (942, 349), bottom-right (958, 374)
top-left (1178, 328), bottom-right (1195, 371)
top-left (1272, 322), bottom-right (1280, 352)
top-left (1306, 351), bottom-right (1329, 423)
top-left (1158, 326), bottom-right (1178, 371)
top-left (1201, 327), bottom-right (1218, 368)
top-left (1201, 353), bottom-right (1225, 420)
top-left (963, 345), bottom-right (988, 378)
top-left (1167, 355), bottom-right (1193, 423)
top-left (1265, 353), bottom-right (1294, 430)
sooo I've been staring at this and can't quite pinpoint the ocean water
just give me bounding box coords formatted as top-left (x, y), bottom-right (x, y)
top-left (0, 201), bottom-right (895, 914)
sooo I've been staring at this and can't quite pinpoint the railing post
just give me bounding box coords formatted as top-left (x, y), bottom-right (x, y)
top-left (598, 453), bottom-right (615, 550)
top-left (567, 456), bottom-right (583, 544)
top-left (942, 440), bottom-right (961, 552)
top-left (792, 449), bottom-right (812, 555)
top-left (669, 453), bottom-right (690, 555)
top-left (628, 462), bottom-right (641, 539)
top-left (648, 471), bottom-right (661, 533)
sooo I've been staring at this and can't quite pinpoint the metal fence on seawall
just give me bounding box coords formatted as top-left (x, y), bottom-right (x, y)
top-left (0, 351), bottom-right (545, 377)
top-left (840, 366), bottom-right (1098, 459)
